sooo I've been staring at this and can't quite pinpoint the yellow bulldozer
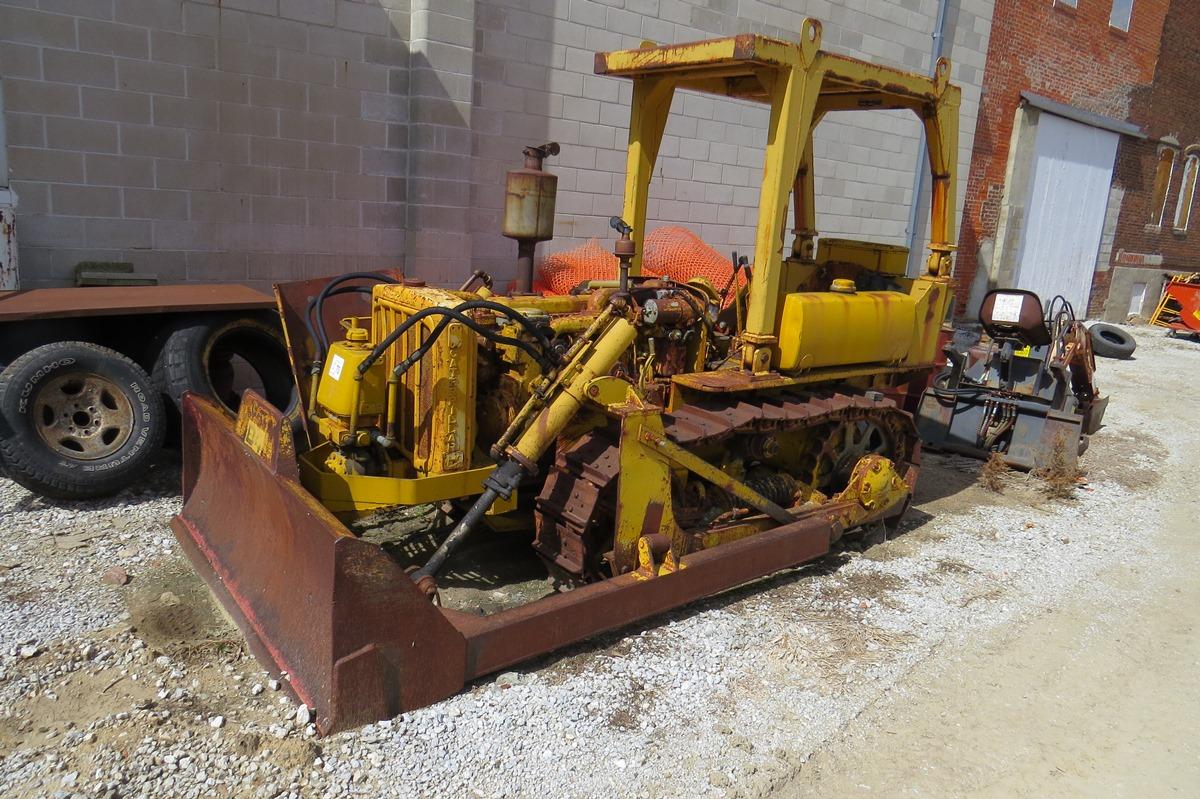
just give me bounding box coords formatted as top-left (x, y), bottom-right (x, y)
top-left (174, 19), bottom-right (961, 733)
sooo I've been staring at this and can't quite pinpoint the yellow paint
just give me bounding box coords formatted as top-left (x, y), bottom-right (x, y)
top-left (598, 24), bottom-right (960, 371)
top-left (315, 338), bottom-right (387, 419)
top-left (777, 291), bottom-right (918, 370)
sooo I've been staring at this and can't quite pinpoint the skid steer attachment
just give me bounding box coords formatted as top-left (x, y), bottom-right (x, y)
top-left (175, 21), bottom-right (965, 733)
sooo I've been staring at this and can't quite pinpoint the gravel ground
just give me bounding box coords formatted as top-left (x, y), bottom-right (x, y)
top-left (0, 324), bottom-right (1194, 799)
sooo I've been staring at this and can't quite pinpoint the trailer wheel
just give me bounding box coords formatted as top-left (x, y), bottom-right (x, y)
top-left (1089, 323), bottom-right (1137, 359)
top-left (0, 341), bottom-right (166, 499)
top-left (152, 315), bottom-right (298, 420)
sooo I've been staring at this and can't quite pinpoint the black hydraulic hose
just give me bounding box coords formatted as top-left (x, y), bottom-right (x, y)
top-left (311, 272), bottom-right (399, 361)
top-left (385, 311), bottom-right (557, 378)
top-left (358, 300), bottom-right (557, 376)
top-left (411, 459), bottom-right (525, 582)
top-left (304, 285), bottom-right (373, 363)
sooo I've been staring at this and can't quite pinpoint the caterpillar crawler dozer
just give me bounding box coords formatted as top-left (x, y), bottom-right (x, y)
top-left (174, 19), bottom-right (961, 733)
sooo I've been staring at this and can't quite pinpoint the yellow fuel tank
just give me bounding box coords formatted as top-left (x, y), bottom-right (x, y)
top-left (316, 331), bottom-right (387, 418)
top-left (777, 290), bottom-right (917, 371)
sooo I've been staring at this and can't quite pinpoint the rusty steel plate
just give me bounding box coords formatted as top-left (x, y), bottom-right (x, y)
top-left (0, 284), bottom-right (273, 323)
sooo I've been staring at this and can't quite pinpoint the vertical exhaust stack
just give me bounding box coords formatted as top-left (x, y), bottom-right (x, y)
top-left (502, 142), bottom-right (559, 294)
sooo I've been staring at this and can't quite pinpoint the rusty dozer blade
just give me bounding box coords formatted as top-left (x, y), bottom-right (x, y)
top-left (173, 390), bottom-right (879, 734)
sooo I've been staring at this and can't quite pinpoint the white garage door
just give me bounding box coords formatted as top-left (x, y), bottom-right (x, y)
top-left (1014, 112), bottom-right (1119, 313)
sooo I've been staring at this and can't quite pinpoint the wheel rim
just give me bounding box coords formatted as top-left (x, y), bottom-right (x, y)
top-left (33, 372), bottom-right (134, 460)
top-left (815, 419), bottom-right (893, 491)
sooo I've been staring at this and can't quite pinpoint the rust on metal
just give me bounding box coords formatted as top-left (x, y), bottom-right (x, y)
top-left (0, 284), bottom-right (273, 323)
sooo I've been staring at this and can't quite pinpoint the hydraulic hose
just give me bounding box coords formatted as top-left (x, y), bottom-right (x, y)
top-left (410, 459), bottom-right (525, 585)
top-left (358, 300), bottom-right (558, 376)
top-left (311, 272), bottom-right (399, 361)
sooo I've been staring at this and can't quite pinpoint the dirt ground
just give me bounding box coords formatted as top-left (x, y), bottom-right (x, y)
top-left (1, 325), bottom-right (1197, 799)
top-left (783, 334), bottom-right (1200, 798)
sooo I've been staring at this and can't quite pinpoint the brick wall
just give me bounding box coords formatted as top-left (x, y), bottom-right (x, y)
top-left (1, 0), bottom-right (993, 291)
top-left (954, 0), bottom-right (1168, 314)
top-left (1095, 0), bottom-right (1200, 320)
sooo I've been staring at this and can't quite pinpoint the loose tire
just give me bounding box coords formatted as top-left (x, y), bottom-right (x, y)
top-left (1089, 322), bottom-right (1137, 359)
top-left (0, 342), bottom-right (166, 499)
top-left (152, 315), bottom-right (298, 419)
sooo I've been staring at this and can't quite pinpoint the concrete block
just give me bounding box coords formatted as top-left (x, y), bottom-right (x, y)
top-left (364, 35), bottom-right (409, 68)
top-left (82, 88), bottom-right (152, 124)
top-left (78, 19), bottom-right (149, 58)
top-left (38, 0), bottom-right (114, 21)
top-left (337, 61), bottom-right (390, 92)
top-left (336, 0), bottom-right (397, 35)
top-left (115, 0), bottom-right (183, 32)
top-left (187, 69), bottom-right (250, 104)
top-left (85, 153), bottom-right (155, 187)
top-left (0, 42), bottom-right (42, 80)
top-left (219, 163), bottom-right (279, 195)
top-left (0, 6), bottom-right (78, 48)
top-left (47, 117), bottom-right (120, 153)
top-left (187, 130), bottom-right (251, 163)
top-left (155, 158), bottom-right (222, 190)
top-left (51, 184), bottom-right (122, 217)
top-left (307, 141), bottom-right (361, 172)
top-left (4, 113), bottom-right (45, 148)
top-left (252, 196), bottom-right (307, 225)
top-left (152, 221), bottom-right (222, 251)
top-left (362, 148), bottom-right (406, 176)
top-left (153, 96), bottom-right (219, 130)
top-left (336, 117), bottom-right (386, 146)
top-left (279, 110), bottom-right (337, 142)
top-left (334, 172), bottom-right (386, 201)
top-left (247, 12), bottom-right (308, 51)
top-left (218, 103), bottom-right (279, 137)
top-left (17, 216), bottom-right (88, 248)
top-left (281, 0), bottom-right (335, 26)
top-left (218, 41), bottom-right (278, 78)
top-left (84, 217), bottom-right (152, 248)
top-left (308, 84), bottom-right (361, 117)
top-left (362, 201), bottom-right (404, 229)
top-left (250, 136), bottom-right (308, 168)
top-left (280, 52), bottom-right (337, 87)
top-left (309, 25), bottom-right (364, 59)
top-left (280, 168), bottom-right (335, 198)
top-left (121, 124), bottom-right (187, 159)
top-left (118, 58), bottom-right (187, 96)
top-left (220, 0), bottom-right (276, 16)
top-left (313, 198), bottom-right (361, 227)
top-left (123, 188), bottom-right (189, 220)
top-left (150, 31), bottom-right (216, 68)
top-left (186, 251), bottom-right (248, 280)
top-left (5, 79), bottom-right (80, 117)
top-left (190, 191), bottom-right (251, 222)
top-left (250, 77), bottom-right (308, 111)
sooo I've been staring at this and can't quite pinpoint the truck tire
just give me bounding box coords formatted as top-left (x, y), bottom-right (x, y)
top-left (1089, 323), bottom-right (1136, 359)
top-left (152, 315), bottom-right (298, 420)
top-left (0, 341), bottom-right (166, 499)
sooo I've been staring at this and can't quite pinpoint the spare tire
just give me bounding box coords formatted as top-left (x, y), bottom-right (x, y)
top-left (0, 341), bottom-right (166, 499)
top-left (1089, 322), bottom-right (1137, 359)
top-left (152, 315), bottom-right (298, 419)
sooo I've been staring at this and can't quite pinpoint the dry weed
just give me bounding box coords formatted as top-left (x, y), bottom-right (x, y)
top-left (978, 451), bottom-right (1010, 492)
top-left (1033, 434), bottom-right (1084, 500)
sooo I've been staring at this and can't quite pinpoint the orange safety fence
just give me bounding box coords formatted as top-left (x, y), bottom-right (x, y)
top-left (534, 226), bottom-right (747, 303)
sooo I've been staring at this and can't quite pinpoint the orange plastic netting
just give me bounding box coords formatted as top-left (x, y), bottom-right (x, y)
top-left (535, 226), bottom-right (747, 302)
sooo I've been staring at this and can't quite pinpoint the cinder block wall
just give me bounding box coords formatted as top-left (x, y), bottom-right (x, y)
top-left (1, 0), bottom-right (410, 289)
top-left (1, 0), bottom-right (992, 291)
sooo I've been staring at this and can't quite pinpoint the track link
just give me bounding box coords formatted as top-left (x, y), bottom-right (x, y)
top-left (534, 388), bottom-right (919, 580)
